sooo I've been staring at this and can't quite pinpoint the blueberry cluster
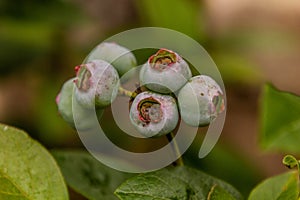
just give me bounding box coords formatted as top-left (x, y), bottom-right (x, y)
top-left (56, 43), bottom-right (225, 137)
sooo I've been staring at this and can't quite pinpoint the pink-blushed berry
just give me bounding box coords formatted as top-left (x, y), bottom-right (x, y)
top-left (178, 75), bottom-right (225, 127)
top-left (85, 42), bottom-right (137, 76)
top-left (74, 59), bottom-right (120, 109)
top-left (129, 91), bottom-right (179, 137)
top-left (139, 48), bottom-right (192, 94)
top-left (56, 78), bottom-right (103, 130)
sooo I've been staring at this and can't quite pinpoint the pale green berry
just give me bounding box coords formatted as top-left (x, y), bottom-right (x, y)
top-left (74, 59), bottom-right (120, 109)
top-left (129, 91), bottom-right (179, 137)
top-left (85, 42), bottom-right (137, 76)
top-left (56, 78), bottom-right (103, 130)
top-left (140, 48), bottom-right (192, 93)
top-left (178, 75), bottom-right (225, 127)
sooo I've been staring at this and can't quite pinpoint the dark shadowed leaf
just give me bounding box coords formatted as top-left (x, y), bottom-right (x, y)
top-left (115, 166), bottom-right (242, 200)
top-left (52, 150), bottom-right (132, 200)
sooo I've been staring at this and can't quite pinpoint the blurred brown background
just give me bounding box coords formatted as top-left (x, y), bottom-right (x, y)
top-left (0, 0), bottom-right (300, 197)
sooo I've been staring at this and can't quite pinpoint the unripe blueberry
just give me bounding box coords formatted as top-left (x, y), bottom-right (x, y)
top-left (129, 91), bottom-right (179, 137)
top-left (74, 59), bottom-right (120, 109)
top-left (178, 75), bottom-right (225, 127)
top-left (140, 49), bottom-right (192, 93)
top-left (56, 78), bottom-right (103, 130)
top-left (85, 42), bottom-right (137, 76)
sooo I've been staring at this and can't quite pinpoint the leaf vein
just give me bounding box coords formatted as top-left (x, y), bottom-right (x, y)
top-left (0, 169), bottom-right (31, 200)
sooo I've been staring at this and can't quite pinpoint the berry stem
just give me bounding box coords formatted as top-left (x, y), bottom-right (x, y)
top-left (166, 132), bottom-right (184, 166)
top-left (118, 87), bottom-right (137, 98)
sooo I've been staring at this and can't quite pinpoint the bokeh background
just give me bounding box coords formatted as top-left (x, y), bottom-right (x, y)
top-left (1, 0), bottom-right (300, 198)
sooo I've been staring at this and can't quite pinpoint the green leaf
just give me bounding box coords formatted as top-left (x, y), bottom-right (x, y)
top-left (260, 84), bottom-right (300, 153)
top-left (52, 150), bottom-right (132, 200)
top-left (0, 124), bottom-right (68, 200)
top-left (115, 166), bottom-right (243, 200)
top-left (248, 171), bottom-right (299, 200)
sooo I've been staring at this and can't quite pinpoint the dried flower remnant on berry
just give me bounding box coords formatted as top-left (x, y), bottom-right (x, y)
top-left (74, 59), bottom-right (120, 109)
top-left (149, 49), bottom-right (177, 71)
top-left (138, 97), bottom-right (163, 125)
top-left (140, 48), bottom-right (191, 93)
top-left (130, 91), bottom-right (179, 137)
top-left (75, 65), bottom-right (92, 92)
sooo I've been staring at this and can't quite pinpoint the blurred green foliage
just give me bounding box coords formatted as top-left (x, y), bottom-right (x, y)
top-left (134, 0), bottom-right (203, 40)
top-left (0, 0), bottom-right (88, 146)
top-left (0, 0), bottom-right (84, 75)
